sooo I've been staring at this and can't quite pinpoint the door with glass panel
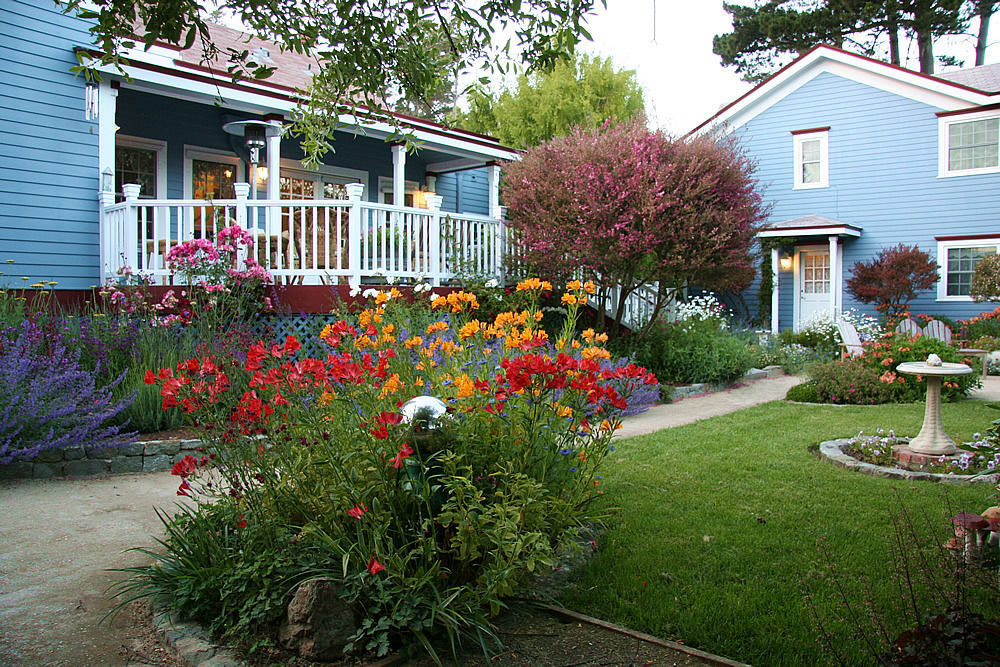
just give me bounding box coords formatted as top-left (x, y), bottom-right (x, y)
top-left (797, 249), bottom-right (830, 331)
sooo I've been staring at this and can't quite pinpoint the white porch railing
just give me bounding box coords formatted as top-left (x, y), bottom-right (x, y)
top-left (99, 182), bottom-right (506, 286)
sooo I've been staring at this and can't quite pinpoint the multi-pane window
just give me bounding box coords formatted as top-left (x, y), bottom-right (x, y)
top-left (800, 139), bottom-right (822, 185)
top-left (948, 118), bottom-right (999, 172)
top-left (115, 146), bottom-right (157, 201)
top-left (192, 159), bottom-right (236, 200)
top-left (802, 253), bottom-right (830, 294)
top-left (946, 246), bottom-right (997, 296)
top-left (792, 129), bottom-right (829, 189)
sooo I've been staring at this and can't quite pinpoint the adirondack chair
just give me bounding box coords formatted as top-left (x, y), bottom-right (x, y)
top-left (895, 318), bottom-right (922, 337)
top-left (836, 321), bottom-right (865, 358)
top-left (923, 319), bottom-right (953, 344)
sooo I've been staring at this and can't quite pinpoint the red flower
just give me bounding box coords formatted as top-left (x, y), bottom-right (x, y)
top-left (176, 479), bottom-right (192, 497)
top-left (143, 369), bottom-right (157, 385)
top-left (171, 455), bottom-right (198, 478)
top-left (390, 443), bottom-right (414, 469)
top-left (367, 556), bottom-right (386, 575)
top-left (236, 514), bottom-right (248, 528)
top-left (346, 504), bottom-right (369, 520)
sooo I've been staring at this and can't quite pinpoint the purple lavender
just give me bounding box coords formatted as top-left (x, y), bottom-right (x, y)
top-left (0, 321), bottom-right (136, 464)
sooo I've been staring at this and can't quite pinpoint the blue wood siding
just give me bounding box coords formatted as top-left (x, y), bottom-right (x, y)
top-left (1, 0), bottom-right (100, 289)
top-left (735, 71), bottom-right (1000, 328)
top-left (436, 169), bottom-right (490, 215)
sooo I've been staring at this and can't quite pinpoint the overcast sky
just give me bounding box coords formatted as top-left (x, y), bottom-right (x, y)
top-left (579, 0), bottom-right (1000, 136)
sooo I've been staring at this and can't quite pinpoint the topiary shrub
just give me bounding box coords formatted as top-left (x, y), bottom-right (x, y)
top-left (785, 382), bottom-right (821, 403)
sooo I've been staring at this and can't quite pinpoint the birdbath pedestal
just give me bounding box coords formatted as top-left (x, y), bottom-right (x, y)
top-left (893, 359), bottom-right (972, 467)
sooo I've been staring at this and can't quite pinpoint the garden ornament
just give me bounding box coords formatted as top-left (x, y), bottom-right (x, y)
top-left (400, 396), bottom-right (449, 437)
top-left (926, 353), bottom-right (942, 367)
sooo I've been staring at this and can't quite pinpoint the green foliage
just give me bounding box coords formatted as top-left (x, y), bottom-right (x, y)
top-left (785, 382), bottom-right (822, 402)
top-left (63, 0), bottom-right (598, 165)
top-left (454, 54), bottom-right (645, 149)
top-left (714, 1), bottom-right (981, 82)
top-left (618, 319), bottom-right (756, 386)
top-left (970, 253), bottom-right (1000, 302)
top-left (961, 306), bottom-right (1000, 341)
top-left (805, 334), bottom-right (979, 405)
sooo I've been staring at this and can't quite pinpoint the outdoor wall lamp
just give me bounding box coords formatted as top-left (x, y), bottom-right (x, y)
top-left (779, 254), bottom-right (793, 271)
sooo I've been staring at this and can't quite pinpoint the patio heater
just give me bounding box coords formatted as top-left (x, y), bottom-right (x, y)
top-left (222, 120), bottom-right (282, 199)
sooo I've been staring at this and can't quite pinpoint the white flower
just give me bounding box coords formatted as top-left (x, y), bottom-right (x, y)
top-left (429, 292), bottom-right (439, 301)
top-left (362, 288), bottom-right (380, 299)
top-left (386, 275), bottom-right (397, 285)
top-left (484, 278), bottom-right (499, 289)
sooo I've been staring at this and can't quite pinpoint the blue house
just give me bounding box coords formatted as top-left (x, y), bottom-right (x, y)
top-left (692, 45), bottom-right (1000, 332)
top-left (2, 0), bottom-right (515, 301)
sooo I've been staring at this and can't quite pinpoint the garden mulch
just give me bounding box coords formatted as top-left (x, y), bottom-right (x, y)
top-left (13, 372), bottom-right (996, 666)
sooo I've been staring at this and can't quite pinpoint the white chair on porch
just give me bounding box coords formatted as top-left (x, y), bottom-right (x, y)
top-left (836, 321), bottom-right (865, 358)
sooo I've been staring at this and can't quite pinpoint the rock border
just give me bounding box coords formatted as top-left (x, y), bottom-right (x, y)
top-left (816, 438), bottom-right (1000, 484)
top-left (0, 437), bottom-right (205, 481)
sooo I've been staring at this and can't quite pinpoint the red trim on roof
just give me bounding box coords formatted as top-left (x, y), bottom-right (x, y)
top-left (790, 126), bottom-right (830, 135)
top-left (936, 102), bottom-right (1000, 117)
top-left (688, 43), bottom-right (997, 136)
top-left (172, 58), bottom-right (303, 93)
top-left (936, 233), bottom-right (1000, 242)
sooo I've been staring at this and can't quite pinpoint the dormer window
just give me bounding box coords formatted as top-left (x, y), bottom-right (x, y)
top-left (792, 127), bottom-right (829, 189)
top-left (938, 110), bottom-right (1000, 177)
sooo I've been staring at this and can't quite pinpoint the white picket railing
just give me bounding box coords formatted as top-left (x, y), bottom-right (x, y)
top-left (98, 182), bottom-right (506, 286)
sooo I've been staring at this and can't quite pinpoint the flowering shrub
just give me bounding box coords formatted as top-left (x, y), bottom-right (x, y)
top-left (781, 309), bottom-right (883, 361)
top-left (960, 306), bottom-right (1000, 341)
top-left (133, 279), bottom-right (656, 655)
top-left (754, 333), bottom-right (824, 373)
top-left (802, 334), bottom-right (978, 405)
top-left (0, 320), bottom-right (135, 463)
top-left (675, 294), bottom-right (729, 330)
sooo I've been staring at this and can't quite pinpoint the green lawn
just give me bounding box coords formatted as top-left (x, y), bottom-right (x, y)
top-left (559, 399), bottom-right (1000, 666)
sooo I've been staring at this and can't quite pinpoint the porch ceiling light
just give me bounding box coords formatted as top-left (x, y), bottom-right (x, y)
top-left (779, 254), bottom-right (793, 271)
top-left (222, 120), bottom-right (282, 165)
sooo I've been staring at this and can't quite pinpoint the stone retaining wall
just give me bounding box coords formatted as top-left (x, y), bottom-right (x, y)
top-left (0, 438), bottom-right (204, 480)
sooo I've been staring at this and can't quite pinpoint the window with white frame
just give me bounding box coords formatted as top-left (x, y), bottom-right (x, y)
top-left (115, 136), bottom-right (166, 201)
top-left (937, 238), bottom-right (1000, 299)
top-left (939, 112), bottom-right (1000, 177)
top-left (792, 128), bottom-right (829, 189)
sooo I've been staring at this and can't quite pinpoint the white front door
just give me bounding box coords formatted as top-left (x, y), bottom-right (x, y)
top-left (797, 249), bottom-right (830, 330)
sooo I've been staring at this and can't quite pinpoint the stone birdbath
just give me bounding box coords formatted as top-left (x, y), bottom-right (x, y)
top-left (892, 354), bottom-right (972, 469)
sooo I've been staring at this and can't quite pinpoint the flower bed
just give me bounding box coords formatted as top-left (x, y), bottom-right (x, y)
top-left (123, 279), bottom-right (658, 660)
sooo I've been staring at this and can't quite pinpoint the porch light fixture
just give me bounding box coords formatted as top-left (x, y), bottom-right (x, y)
top-left (101, 167), bottom-right (113, 193)
top-left (779, 254), bottom-right (793, 271)
top-left (222, 119), bottom-right (282, 198)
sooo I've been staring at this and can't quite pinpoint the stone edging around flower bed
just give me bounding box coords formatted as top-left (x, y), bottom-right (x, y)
top-left (816, 438), bottom-right (1000, 485)
top-left (0, 437), bottom-right (204, 481)
top-left (666, 366), bottom-right (782, 401)
top-left (149, 602), bottom-right (750, 667)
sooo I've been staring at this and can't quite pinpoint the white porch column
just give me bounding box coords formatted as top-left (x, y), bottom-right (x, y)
top-left (264, 115), bottom-right (283, 201)
top-left (391, 143), bottom-right (406, 206)
top-left (771, 246), bottom-right (780, 334)
top-left (829, 234), bottom-right (839, 320)
top-left (487, 161), bottom-right (502, 219)
top-left (97, 81), bottom-right (118, 194)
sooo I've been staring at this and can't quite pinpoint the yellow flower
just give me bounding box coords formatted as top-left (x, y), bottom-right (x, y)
top-left (430, 295), bottom-right (448, 310)
top-left (439, 340), bottom-right (458, 356)
top-left (378, 373), bottom-right (402, 398)
top-left (405, 336), bottom-right (423, 349)
top-left (516, 278), bottom-right (552, 292)
top-left (426, 321), bottom-right (449, 335)
top-left (414, 377), bottom-right (425, 387)
top-left (319, 391), bottom-right (338, 405)
top-left (458, 320), bottom-right (483, 340)
top-left (566, 279), bottom-right (582, 291)
top-left (600, 419), bottom-right (621, 432)
top-left (561, 293), bottom-right (578, 306)
top-left (552, 403), bottom-right (573, 418)
top-left (581, 346), bottom-right (611, 361)
top-left (455, 374), bottom-right (475, 399)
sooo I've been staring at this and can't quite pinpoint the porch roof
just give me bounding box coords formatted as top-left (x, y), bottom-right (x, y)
top-left (758, 215), bottom-right (862, 239)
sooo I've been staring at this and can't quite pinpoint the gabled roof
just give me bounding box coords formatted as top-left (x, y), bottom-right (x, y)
top-left (937, 62), bottom-right (1000, 93)
top-left (758, 215), bottom-right (861, 238)
top-left (81, 21), bottom-right (517, 163)
top-left (691, 45), bottom-right (999, 136)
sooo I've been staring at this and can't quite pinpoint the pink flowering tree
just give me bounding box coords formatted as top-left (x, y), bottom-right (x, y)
top-left (502, 119), bottom-right (768, 335)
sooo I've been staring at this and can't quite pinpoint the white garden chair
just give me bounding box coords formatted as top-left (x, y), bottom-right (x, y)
top-left (836, 320), bottom-right (865, 358)
top-left (895, 318), bottom-right (922, 337)
top-left (924, 319), bottom-right (953, 344)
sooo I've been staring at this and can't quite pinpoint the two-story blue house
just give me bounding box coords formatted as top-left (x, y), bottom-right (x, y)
top-left (693, 45), bottom-right (1000, 333)
top-left (3, 0), bottom-right (515, 304)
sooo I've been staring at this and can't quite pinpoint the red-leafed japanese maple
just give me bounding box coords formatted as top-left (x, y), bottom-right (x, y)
top-left (846, 244), bottom-right (939, 325)
top-left (502, 118), bottom-right (768, 335)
